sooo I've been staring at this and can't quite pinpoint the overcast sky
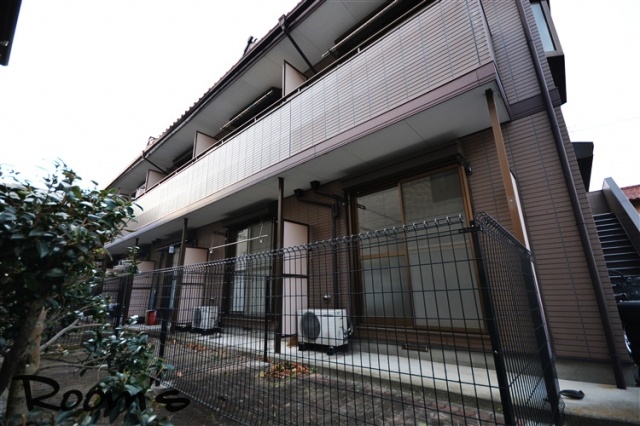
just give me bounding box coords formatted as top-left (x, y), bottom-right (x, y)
top-left (0, 0), bottom-right (638, 192)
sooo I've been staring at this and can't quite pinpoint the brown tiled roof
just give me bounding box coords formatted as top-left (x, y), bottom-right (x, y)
top-left (621, 185), bottom-right (640, 201)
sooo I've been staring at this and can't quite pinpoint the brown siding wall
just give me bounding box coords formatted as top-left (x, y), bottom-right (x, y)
top-left (554, 110), bottom-right (628, 360)
top-left (195, 222), bottom-right (228, 262)
top-left (460, 130), bottom-right (512, 228)
top-left (482, 0), bottom-right (538, 104)
top-left (282, 181), bottom-right (348, 243)
top-left (177, 190), bottom-right (352, 315)
top-left (283, 181), bottom-right (351, 311)
top-left (461, 113), bottom-right (626, 361)
top-left (482, 0), bottom-right (556, 105)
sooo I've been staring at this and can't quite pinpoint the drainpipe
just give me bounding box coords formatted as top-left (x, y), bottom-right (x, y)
top-left (172, 218), bottom-right (189, 328)
top-left (294, 188), bottom-right (340, 309)
top-left (514, 0), bottom-right (626, 389)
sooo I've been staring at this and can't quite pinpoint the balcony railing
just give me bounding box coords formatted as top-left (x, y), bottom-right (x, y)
top-left (129, 0), bottom-right (494, 233)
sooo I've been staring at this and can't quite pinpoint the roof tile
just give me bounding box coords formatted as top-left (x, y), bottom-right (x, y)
top-left (621, 184), bottom-right (640, 201)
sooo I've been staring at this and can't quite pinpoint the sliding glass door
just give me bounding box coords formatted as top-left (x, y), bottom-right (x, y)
top-left (355, 167), bottom-right (482, 330)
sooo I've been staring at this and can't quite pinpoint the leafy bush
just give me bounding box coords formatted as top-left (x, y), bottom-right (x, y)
top-left (54, 324), bottom-right (174, 425)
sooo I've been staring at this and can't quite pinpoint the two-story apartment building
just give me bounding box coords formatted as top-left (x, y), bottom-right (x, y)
top-left (105, 0), bottom-right (631, 388)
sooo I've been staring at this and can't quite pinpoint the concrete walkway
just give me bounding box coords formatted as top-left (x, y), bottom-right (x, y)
top-left (135, 325), bottom-right (640, 425)
top-left (559, 378), bottom-right (639, 425)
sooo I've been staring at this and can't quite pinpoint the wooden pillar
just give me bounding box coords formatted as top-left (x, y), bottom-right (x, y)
top-left (486, 89), bottom-right (526, 244)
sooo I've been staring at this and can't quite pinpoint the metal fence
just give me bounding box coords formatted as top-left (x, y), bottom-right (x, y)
top-left (102, 213), bottom-right (563, 425)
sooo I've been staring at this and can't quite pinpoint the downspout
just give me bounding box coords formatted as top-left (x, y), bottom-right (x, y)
top-left (309, 181), bottom-right (345, 312)
top-left (172, 218), bottom-right (189, 330)
top-left (294, 189), bottom-right (340, 309)
top-left (514, 0), bottom-right (626, 389)
top-left (159, 219), bottom-right (187, 360)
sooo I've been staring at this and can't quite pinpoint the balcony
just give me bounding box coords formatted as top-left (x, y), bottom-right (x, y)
top-left (107, 0), bottom-right (508, 252)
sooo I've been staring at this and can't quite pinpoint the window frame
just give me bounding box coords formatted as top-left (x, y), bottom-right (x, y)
top-left (530, 0), bottom-right (564, 58)
top-left (349, 163), bottom-right (477, 330)
top-left (223, 220), bottom-right (275, 317)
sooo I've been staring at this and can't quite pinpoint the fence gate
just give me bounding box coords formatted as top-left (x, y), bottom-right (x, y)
top-left (471, 212), bottom-right (564, 425)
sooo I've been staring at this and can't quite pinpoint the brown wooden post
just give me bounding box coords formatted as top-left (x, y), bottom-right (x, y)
top-left (486, 89), bottom-right (526, 244)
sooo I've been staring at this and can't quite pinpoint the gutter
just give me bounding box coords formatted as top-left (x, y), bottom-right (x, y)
top-left (323, 0), bottom-right (400, 58)
top-left (514, 0), bottom-right (626, 389)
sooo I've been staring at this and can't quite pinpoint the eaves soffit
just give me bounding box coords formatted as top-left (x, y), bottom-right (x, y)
top-left (108, 0), bottom-right (387, 191)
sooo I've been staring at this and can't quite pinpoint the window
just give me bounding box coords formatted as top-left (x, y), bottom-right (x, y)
top-left (531, 2), bottom-right (555, 52)
top-left (355, 167), bottom-right (482, 330)
top-left (530, 1), bottom-right (562, 56)
top-left (530, 0), bottom-right (566, 103)
top-left (357, 168), bottom-right (465, 232)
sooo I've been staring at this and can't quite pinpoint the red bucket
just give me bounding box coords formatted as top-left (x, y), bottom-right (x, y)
top-left (145, 310), bottom-right (157, 325)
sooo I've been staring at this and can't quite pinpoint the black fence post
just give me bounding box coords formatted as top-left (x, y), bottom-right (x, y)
top-left (113, 275), bottom-right (130, 328)
top-left (122, 274), bottom-right (134, 323)
top-left (273, 251), bottom-right (284, 355)
top-left (469, 221), bottom-right (516, 425)
top-left (263, 275), bottom-right (271, 363)
top-left (521, 255), bottom-right (564, 425)
top-left (158, 271), bottom-right (173, 360)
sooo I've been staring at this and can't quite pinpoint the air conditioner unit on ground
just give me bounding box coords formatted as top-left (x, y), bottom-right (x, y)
top-left (193, 306), bottom-right (218, 330)
top-left (298, 309), bottom-right (349, 355)
top-left (112, 259), bottom-right (133, 273)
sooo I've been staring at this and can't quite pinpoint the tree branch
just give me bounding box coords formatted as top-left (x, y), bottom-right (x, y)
top-left (40, 320), bottom-right (103, 352)
top-left (37, 363), bottom-right (105, 373)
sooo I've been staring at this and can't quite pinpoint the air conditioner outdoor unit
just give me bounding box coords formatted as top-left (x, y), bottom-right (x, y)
top-left (112, 260), bottom-right (133, 273)
top-left (298, 309), bottom-right (349, 354)
top-left (134, 185), bottom-right (146, 199)
top-left (193, 306), bottom-right (218, 330)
